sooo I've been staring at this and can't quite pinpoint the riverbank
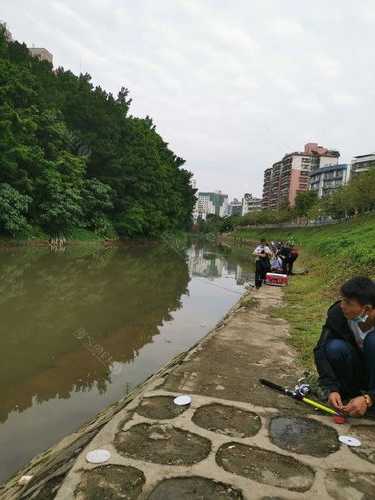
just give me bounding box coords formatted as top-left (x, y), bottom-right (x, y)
top-left (0, 228), bottom-right (191, 248)
top-left (222, 215), bottom-right (375, 369)
top-left (3, 286), bottom-right (375, 499)
top-left (0, 231), bottom-right (113, 248)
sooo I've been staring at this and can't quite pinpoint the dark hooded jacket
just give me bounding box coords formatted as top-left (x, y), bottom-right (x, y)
top-left (313, 301), bottom-right (375, 403)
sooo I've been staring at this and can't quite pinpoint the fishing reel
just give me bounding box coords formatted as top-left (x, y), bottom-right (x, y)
top-left (294, 378), bottom-right (311, 398)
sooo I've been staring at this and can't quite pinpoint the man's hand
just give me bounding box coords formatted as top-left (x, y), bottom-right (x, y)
top-left (342, 396), bottom-right (368, 417)
top-left (328, 391), bottom-right (343, 410)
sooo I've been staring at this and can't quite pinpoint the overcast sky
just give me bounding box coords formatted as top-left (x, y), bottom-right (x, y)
top-left (2, 1), bottom-right (375, 199)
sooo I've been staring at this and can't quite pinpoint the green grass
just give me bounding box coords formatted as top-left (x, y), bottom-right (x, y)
top-left (231, 214), bottom-right (375, 271)
top-left (227, 215), bottom-right (375, 369)
top-left (272, 253), bottom-right (333, 369)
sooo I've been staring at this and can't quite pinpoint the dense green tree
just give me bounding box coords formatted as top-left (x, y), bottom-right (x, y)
top-left (319, 170), bottom-right (375, 219)
top-left (0, 183), bottom-right (31, 236)
top-left (37, 152), bottom-right (86, 234)
top-left (321, 187), bottom-right (351, 219)
top-left (0, 28), bottom-right (196, 238)
top-left (349, 170), bottom-right (375, 213)
top-left (81, 178), bottom-right (113, 235)
top-left (294, 191), bottom-right (318, 218)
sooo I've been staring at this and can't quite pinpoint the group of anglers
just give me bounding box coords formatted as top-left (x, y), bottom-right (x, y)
top-left (253, 239), bottom-right (298, 289)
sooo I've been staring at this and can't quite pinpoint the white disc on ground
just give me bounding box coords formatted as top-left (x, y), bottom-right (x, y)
top-left (174, 395), bottom-right (192, 406)
top-left (86, 449), bottom-right (111, 464)
top-left (339, 435), bottom-right (361, 447)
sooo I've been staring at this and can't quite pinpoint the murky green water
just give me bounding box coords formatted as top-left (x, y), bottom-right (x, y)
top-left (0, 240), bottom-right (254, 482)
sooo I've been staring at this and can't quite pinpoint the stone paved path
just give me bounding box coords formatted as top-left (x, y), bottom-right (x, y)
top-left (4, 287), bottom-right (375, 499)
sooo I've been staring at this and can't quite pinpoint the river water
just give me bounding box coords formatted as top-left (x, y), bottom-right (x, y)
top-left (0, 240), bottom-right (254, 482)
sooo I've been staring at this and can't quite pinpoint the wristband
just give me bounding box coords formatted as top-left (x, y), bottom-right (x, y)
top-left (363, 394), bottom-right (373, 408)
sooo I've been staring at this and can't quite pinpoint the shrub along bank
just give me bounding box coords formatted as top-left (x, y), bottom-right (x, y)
top-left (224, 215), bottom-right (375, 369)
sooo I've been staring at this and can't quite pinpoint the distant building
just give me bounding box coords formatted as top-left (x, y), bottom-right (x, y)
top-left (28, 47), bottom-right (53, 65)
top-left (351, 153), bottom-right (375, 177)
top-left (0, 20), bottom-right (13, 41)
top-left (228, 198), bottom-right (243, 217)
top-left (262, 143), bottom-right (340, 209)
top-left (304, 143), bottom-right (340, 170)
top-left (309, 163), bottom-right (349, 198)
top-left (241, 193), bottom-right (262, 215)
top-left (193, 191), bottom-right (229, 221)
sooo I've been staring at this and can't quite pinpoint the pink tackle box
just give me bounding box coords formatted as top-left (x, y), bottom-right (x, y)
top-left (265, 273), bottom-right (288, 287)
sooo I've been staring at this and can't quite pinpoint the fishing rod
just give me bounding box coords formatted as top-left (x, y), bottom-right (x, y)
top-left (259, 378), bottom-right (343, 417)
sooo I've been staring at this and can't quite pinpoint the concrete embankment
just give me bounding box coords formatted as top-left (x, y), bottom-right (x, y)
top-left (2, 287), bottom-right (375, 499)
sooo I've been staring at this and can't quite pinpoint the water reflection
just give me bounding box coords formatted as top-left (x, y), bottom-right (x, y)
top-left (0, 244), bottom-right (190, 423)
top-left (188, 243), bottom-right (254, 285)
top-left (0, 241), bottom-right (253, 481)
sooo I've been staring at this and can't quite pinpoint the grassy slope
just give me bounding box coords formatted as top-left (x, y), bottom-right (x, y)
top-left (233, 215), bottom-right (375, 269)
top-left (227, 215), bottom-right (375, 369)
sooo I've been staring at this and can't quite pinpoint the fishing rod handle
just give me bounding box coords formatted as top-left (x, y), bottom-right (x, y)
top-left (302, 397), bottom-right (341, 416)
top-left (259, 378), bottom-right (285, 393)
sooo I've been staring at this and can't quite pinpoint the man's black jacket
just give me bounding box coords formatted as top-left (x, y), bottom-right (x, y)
top-left (314, 301), bottom-right (375, 401)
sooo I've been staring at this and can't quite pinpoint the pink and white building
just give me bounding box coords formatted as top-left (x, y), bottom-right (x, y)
top-left (262, 143), bottom-right (340, 209)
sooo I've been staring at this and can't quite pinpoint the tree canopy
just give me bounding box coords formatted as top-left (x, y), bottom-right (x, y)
top-left (0, 27), bottom-right (196, 238)
top-left (294, 191), bottom-right (318, 218)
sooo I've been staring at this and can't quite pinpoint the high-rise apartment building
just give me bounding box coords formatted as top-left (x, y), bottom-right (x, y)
top-left (309, 163), bottom-right (350, 198)
top-left (351, 153), bottom-right (375, 177)
top-left (193, 191), bottom-right (229, 221)
top-left (304, 143), bottom-right (340, 170)
top-left (1, 22), bottom-right (54, 64)
top-left (262, 143), bottom-right (340, 209)
top-left (28, 47), bottom-right (53, 65)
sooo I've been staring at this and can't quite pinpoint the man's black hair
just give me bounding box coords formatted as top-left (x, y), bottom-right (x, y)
top-left (341, 276), bottom-right (375, 306)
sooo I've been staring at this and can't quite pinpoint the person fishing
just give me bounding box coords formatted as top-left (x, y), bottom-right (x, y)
top-left (253, 239), bottom-right (272, 289)
top-left (287, 244), bottom-right (299, 275)
top-left (270, 254), bottom-right (283, 273)
top-left (278, 242), bottom-right (291, 275)
top-left (314, 276), bottom-right (375, 417)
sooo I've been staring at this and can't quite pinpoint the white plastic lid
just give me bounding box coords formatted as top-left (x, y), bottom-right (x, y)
top-left (174, 395), bottom-right (192, 406)
top-left (339, 435), bottom-right (361, 447)
top-left (86, 449), bottom-right (111, 464)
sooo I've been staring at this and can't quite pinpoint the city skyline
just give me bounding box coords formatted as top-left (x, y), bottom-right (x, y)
top-left (2, 1), bottom-right (375, 199)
